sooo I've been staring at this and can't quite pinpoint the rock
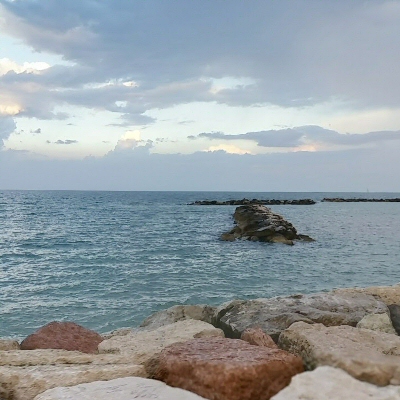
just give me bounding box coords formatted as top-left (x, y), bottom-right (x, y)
top-left (0, 349), bottom-right (146, 400)
top-left (101, 328), bottom-right (134, 340)
top-left (240, 328), bottom-right (278, 349)
top-left (356, 313), bottom-right (397, 334)
top-left (220, 205), bottom-right (314, 244)
top-left (0, 339), bottom-right (20, 350)
top-left (213, 291), bottom-right (387, 341)
top-left (99, 320), bottom-right (224, 365)
top-left (278, 321), bottom-right (400, 386)
top-left (139, 304), bottom-right (216, 330)
top-left (334, 284), bottom-right (400, 305)
top-left (34, 376), bottom-right (207, 400)
top-left (20, 321), bottom-right (103, 354)
top-left (154, 337), bottom-right (304, 400)
top-left (270, 366), bottom-right (400, 399)
top-left (388, 304), bottom-right (400, 335)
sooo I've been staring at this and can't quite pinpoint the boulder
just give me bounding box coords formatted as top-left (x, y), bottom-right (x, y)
top-left (278, 321), bottom-right (400, 386)
top-left (334, 284), bottom-right (400, 305)
top-left (220, 205), bottom-right (314, 244)
top-left (240, 328), bottom-right (278, 349)
top-left (99, 319), bottom-right (224, 364)
top-left (213, 291), bottom-right (387, 341)
top-left (0, 339), bottom-right (20, 350)
top-left (356, 313), bottom-right (397, 334)
top-left (20, 321), bottom-right (103, 354)
top-left (388, 304), bottom-right (400, 335)
top-left (154, 337), bottom-right (304, 400)
top-left (139, 304), bottom-right (216, 330)
top-left (270, 366), bottom-right (400, 399)
top-left (0, 349), bottom-right (146, 400)
top-left (34, 377), bottom-right (207, 400)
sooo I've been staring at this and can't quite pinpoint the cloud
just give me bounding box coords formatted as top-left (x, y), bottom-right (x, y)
top-left (1, 0), bottom-right (399, 129)
top-left (0, 115), bottom-right (16, 147)
top-left (194, 126), bottom-right (400, 150)
top-left (49, 139), bottom-right (78, 145)
top-left (30, 128), bottom-right (41, 134)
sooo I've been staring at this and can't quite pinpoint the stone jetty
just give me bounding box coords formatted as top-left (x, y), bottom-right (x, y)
top-left (220, 204), bottom-right (314, 244)
top-left (323, 197), bottom-right (400, 202)
top-left (190, 198), bottom-right (316, 205)
top-left (1, 283), bottom-right (400, 399)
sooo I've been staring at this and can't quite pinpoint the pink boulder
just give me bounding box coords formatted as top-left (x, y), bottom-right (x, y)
top-left (20, 321), bottom-right (103, 354)
top-left (241, 327), bottom-right (278, 349)
top-left (154, 337), bottom-right (304, 400)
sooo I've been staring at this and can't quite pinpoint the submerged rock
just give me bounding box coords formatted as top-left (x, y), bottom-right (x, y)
top-left (153, 337), bottom-right (304, 400)
top-left (278, 322), bottom-right (400, 386)
top-left (221, 204), bottom-right (314, 244)
top-left (20, 321), bottom-right (103, 354)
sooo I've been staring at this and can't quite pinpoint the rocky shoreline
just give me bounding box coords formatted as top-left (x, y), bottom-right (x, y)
top-left (1, 284), bottom-right (400, 399)
top-left (189, 198), bottom-right (316, 205)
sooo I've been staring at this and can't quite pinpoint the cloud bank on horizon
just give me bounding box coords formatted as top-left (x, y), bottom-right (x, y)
top-left (0, 0), bottom-right (400, 190)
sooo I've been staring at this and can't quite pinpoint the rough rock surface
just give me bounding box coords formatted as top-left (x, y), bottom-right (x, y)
top-left (334, 284), bottom-right (400, 305)
top-left (240, 328), bottom-right (278, 349)
top-left (0, 339), bottom-right (20, 351)
top-left (20, 321), bottom-right (103, 354)
top-left (278, 321), bottom-right (400, 386)
top-left (356, 313), bottom-right (397, 334)
top-left (0, 349), bottom-right (146, 400)
top-left (34, 377), bottom-right (207, 400)
top-left (154, 337), bottom-right (304, 400)
top-left (271, 366), bottom-right (400, 400)
top-left (388, 304), bottom-right (400, 335)
top-left (220, 205), bottom-right (314, 244)
top-left (99, 320), bottom-right (224, 364)
top-left (213, 291), bottom-right (387, 341)
top-left (139, 304), bottom-right (216, 330)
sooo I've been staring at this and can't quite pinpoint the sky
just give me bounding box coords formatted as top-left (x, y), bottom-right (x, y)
top-left (0, 0), bottom-right (400, 191)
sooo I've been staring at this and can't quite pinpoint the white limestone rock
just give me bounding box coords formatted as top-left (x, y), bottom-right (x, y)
top-left (334, 284), bottom-right (400, 306)
top-left (0, 338), bottom-right (20, 350)
top-left (356, 313), bottom-right (397, 335)
top-left (34, 377), bottom-right (207, 400)
top-left (271, 366), bottom-right (400, 400)
top-left (278, 321), bottom-right (400, 386)
top-left (98, 319), bottom-right (224, 364)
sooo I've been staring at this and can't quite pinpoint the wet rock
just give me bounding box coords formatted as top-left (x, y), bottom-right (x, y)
top-left (0, 339), bottom-right (20, 351)
top-left (34, 376), bottom-right (207, 400)
top-left (0, 349), bottom-right (146, 400)
top-left (20, 321), bottom-right (103, 354)
top-left (99, 320), bottom-right (224, 364)
top-left (278, 321), bottom-right (400, 386)
top-left (213, 291), bottom-right (387, 341)
top-left (154, 337), bottom-right (304, 400)
top-left (388, 304), bottom-right (400, 335)
top-left (271, 366), bottom-right (400, 399)
top-left (240, 328), bottom-right (278, 349)
top-left (334, 284), bottom-right (400, 305)
top-left (356, 313), bottom-right (396, 334)
top-left (139, 304), bottom-right (216, 330)
top-left (221, 205), bottom-right (314, 244)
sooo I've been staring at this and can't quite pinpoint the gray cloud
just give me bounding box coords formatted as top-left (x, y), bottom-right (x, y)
top-left (0, 0), bottom-right (399, 127)
top-left (53, 139), bottom-right (78, 145)
top-left (30, 128), bottom-right (41, 134)
top-left (0, 116), bottom-right (16, 147)
top-left (195, 126), bottom-right (400, 148)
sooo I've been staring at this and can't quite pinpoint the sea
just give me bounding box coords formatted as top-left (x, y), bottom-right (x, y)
top-left (1, 190), bottom-right (399, 339)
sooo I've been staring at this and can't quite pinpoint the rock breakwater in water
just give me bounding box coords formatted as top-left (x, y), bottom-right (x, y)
top-left (323, 197), bottom-right (400, 202)
top-left (2, 283), bottom-right (400, 399)
top-left (221, 204), bottom-right (314, 244)
top-left (190, 198), bottom-right (316, 205)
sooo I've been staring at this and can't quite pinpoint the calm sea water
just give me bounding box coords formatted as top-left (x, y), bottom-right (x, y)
top-left (1, 190), bottom-right (399, 339)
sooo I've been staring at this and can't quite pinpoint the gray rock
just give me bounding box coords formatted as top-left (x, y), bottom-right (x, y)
top-left (278, 322), bottom-right (400, 386)
top-left (271, 366), bottom-right (400, 400)
top-left (34, 377), bottom-right (207, 400)
top-left (140, 304), bottom-right (216, 330)
top-left (0, 339), bottom-right (20, 350)
top-left (333, 284), bottom-right (400, 305)
top-left (213, 291), bottom-right (388, 341)
top-left (356, 313), bottom-right (397, 335)
top-left (220, 205), bottom-right (314, 244)
top-left (388, 304), bottom-right (400, 335)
